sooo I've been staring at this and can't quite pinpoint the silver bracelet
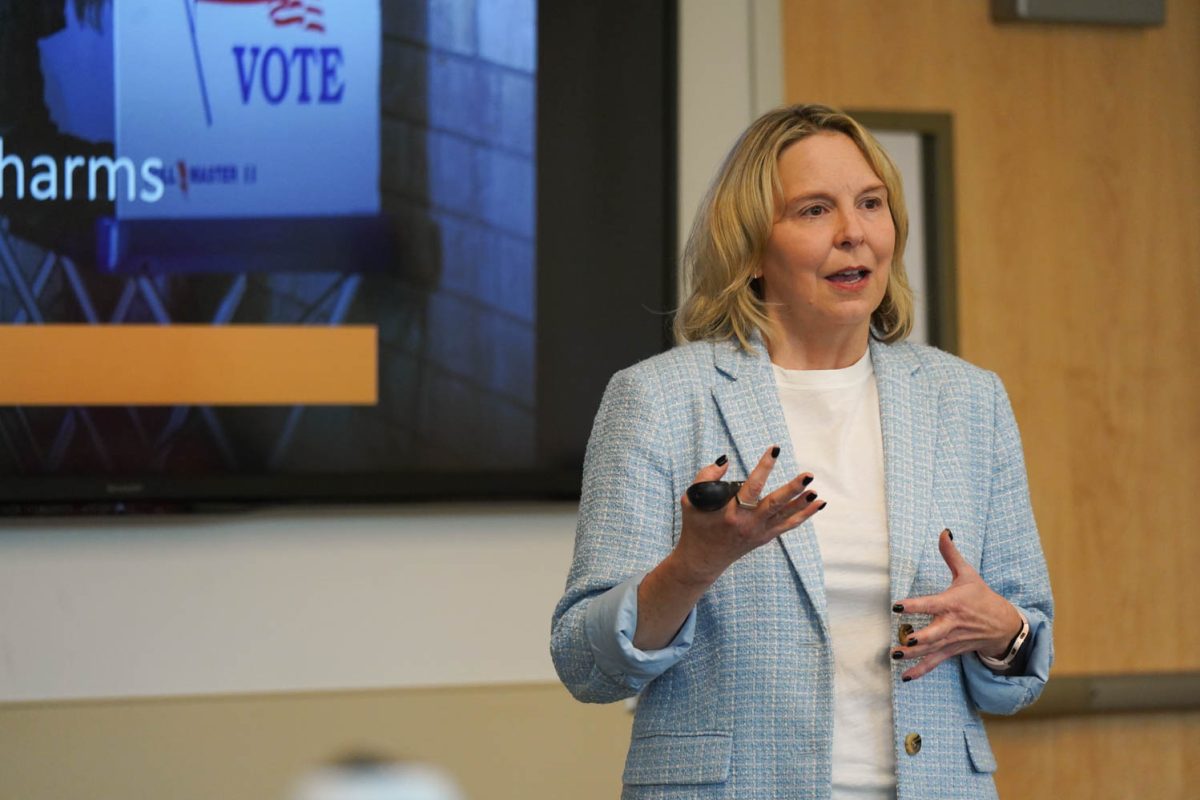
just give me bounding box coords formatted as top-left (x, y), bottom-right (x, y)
top-left (977, 612), bottom-right (1030, 671)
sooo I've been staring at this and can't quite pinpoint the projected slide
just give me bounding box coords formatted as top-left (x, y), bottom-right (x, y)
top-left (0, 0), bottom-right (538, 493)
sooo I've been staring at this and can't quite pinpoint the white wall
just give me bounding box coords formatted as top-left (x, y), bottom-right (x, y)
top-left (871, 130), bottom-right (929, 345)
top-left (0, 1), bottom-right (782, 704)
top-left (0, 504), bottom-right (578, 702)
top-left (677, 0), bottom-right (783, 255)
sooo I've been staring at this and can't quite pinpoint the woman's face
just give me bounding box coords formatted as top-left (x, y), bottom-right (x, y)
top-left (759, 131), bottom-right (895, 342)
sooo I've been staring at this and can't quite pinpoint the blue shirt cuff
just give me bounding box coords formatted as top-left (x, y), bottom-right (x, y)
top-left (583, 572), bottom-right (696, 691)
top-left (962, 608), bottom-right (1052, 714)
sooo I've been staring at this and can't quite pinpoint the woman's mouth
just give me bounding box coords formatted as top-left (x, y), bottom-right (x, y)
top-left (826, 268), bottom-right (871, 286)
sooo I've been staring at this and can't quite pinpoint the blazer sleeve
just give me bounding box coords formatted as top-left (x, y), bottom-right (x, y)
top-left (963, 371), bottom-right (1055, 714)
top-left (550, 366), bottom-right (687, 704)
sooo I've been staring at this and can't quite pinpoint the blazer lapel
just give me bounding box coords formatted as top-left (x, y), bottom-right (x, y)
top-left (710, 338), bottom-right (830, 631)
top-left (871, 339), bottom-right (939, 605)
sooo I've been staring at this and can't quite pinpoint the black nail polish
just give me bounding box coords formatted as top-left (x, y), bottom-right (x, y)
top-left (801, 475), bottom-right (813, 487)
top-left (907, 638), bottom-right (918, 647)
top-left (892, 604), bottom-right (904, 613)
top-left (770, 446), bottom-right (781, 459)
top-left (715, 454), bottom-right (727, 467)
top-left (947, 529), bottom-right (954, 541)
top-left (805, 492), bottom-right (818, 503)
top-left (902, 676), bottom-right (912, 683)
top-left (892, 650), bottom-right (903, 660)
top-left (817, 501), bottom-right (827, 510)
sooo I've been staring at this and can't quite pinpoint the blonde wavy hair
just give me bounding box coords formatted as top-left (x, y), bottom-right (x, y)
top-left (674, 104), bottom-right (914, 349)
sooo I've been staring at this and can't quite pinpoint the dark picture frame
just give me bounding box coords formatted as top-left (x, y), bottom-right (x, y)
top-left (850, 111), bottom-right (958, 353)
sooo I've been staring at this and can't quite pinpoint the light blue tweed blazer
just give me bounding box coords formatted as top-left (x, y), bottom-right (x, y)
top-left (551, 336), bottom-right (1054, 800)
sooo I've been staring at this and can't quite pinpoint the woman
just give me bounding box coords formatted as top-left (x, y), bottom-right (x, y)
top-left (551, 104), bottom-right (1052, 799)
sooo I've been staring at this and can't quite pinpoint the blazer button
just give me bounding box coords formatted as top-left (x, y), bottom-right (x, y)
top-left (898, 623), bottom-right (914, 645)
top-left (904, 732), bottom-right (922, 756)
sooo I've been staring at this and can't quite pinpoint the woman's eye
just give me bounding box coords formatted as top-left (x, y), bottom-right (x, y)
top-left (799, 205), bottom-right (826, 217)
top-left (862, 196), bottom-right (885, 210)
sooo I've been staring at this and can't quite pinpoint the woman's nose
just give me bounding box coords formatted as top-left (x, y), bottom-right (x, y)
top-left (836, 211), bottom-right (865, 249)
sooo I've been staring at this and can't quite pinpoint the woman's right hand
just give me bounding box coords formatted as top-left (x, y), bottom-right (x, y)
top-left (633, 447), bottom-right (823, 651)
top-left (671, 447), bottom-right (825, 587)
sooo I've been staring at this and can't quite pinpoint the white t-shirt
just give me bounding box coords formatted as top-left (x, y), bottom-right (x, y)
top-left (773, 349), bottom-right (895, 799)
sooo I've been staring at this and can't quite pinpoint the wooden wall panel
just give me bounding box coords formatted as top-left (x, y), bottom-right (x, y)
top-left (2, 686), bottom-right (1200, 800)
top-left (781, 0), bottom-right (1200, 676)
top-left (782, 2), bottom-right (1200, 796)
top-left (989, 711), bottom-right (1200, 799)
top-left (3, 685), bottom-right (1199, 800)
top-left (0, 684), bottom-right (633, 800)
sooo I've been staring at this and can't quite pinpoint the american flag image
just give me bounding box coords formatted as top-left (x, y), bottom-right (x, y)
top-left (195, 0), bottom-right (327, 34)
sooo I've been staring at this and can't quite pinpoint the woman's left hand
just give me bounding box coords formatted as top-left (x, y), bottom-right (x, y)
top-left (891, 529), bottom-right (1023, 681)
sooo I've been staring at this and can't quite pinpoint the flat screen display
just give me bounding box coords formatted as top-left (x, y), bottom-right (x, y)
top-left (0, 0), bottom-right (676, 512)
